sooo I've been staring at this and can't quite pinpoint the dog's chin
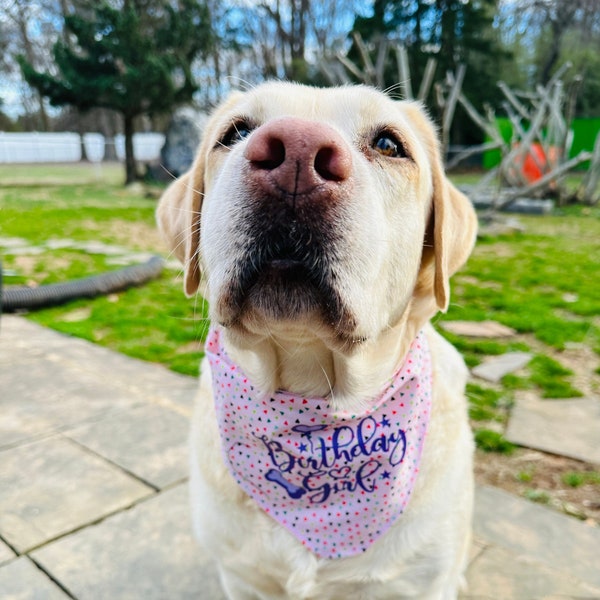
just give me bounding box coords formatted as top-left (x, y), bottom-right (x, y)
top-left (245, 259), bottom-right (322, 318)
top-left (216, 260), bottom-right (364, 351)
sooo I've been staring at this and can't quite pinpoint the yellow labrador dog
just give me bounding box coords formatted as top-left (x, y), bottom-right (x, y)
top-left (157, 82), bottom-right (477, 599)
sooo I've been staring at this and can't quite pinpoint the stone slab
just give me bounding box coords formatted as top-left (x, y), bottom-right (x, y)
top-left (461, 544), bottom-right (600, 598)
top-left (0, 436), bottom-right (153, 553)
top-left (32, 484), bottom-right (225, 600)
top-left (0, 356), bottom-right (140, 449)
top-left (31, 327), bottom-right (197, 416)
top-left (0, 316), bottom-right (196, 450)
top-left (473, 485), bottom-right (600, 588)
top-left (471, 352), bottom-right (532, 383)
top-left (66, 403), bottom-right (189, 489)
top-left (506, 395), bottom-right (600, 464)
top-left (0, 556), bottom-right (70, 599)
top-left (0, 539), bottom-right (16, 566)
top-left (1, 316), bottom-right (196, 400)
top-left (440, 320), bottom-right (516, 338)
top-left (1, 315), bottom-right (80, 356)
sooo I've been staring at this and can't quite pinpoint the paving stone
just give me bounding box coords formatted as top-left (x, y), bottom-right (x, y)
top-left (439, 320), bottom-right (516, 338)
top-left (0, 436), bottom-right (153, 553)
top-left (473, 485), bottom-right (600, 589)
top-left (4, 245), bottom-right (46, 255)
top-left (0, 556), bottom-right (70, 599)
top-left (0, 316), bottom-right (195, 449)
top-left (66, 403), bottom-right (189, 489)
top-left (31, 484), bottom-right (225, 600)
top-left (30, 328), bottom-right (197, 414)
top-left (471, 352), bottom-right (532, 383)
top-left (0, 236), bottom-right (29, 250)
top-left (461, 544), bottom-right (600, 599)
top-left (0, 315), bottom-right (75, 358)
top-left (105, 252), bottom-right (158, 266)
top-left (0, 356), bottom-right (141, 449)
top-left (506, 394), bottom-right (600, 463)
top-left (0, 539), bottom-right (16, 566)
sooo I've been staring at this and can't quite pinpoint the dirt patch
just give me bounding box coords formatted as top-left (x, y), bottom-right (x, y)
top-left (474, 448), bottom-right (600, 526)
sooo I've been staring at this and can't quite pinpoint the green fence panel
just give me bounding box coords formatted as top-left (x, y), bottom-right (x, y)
top-left (483, 118), bottom-right (600, 170)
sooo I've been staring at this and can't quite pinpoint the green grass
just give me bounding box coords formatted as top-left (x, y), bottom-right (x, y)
top-left (444, 208), bottom-right (600, 353)
top-left (523, 489), bottom-right (551, 504)
top-left (561, 471), bottom-right (600, 488)
top-left (0, 166), bottom-right (204, 376)
top-left (0, 162), bottom-right (123, 186)
top-left (474, 429), bottom-right (516, 454)
top-left (466, 382), bottom-right (511, 422)
top-left (500, 354), bottom-right (583, 399)
top-left (28, 282), bottom-right (209, 376)
top-left (1, 165), bottom-right (599, 440)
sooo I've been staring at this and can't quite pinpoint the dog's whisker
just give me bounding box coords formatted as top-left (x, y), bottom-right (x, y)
top-left (225, 76), bottom-right (257, 93)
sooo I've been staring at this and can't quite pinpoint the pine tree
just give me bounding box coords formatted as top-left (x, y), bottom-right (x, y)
top-left (350, 0), bottom-right (509, 144)
top-left (19, 0), bottom-right (213, 183)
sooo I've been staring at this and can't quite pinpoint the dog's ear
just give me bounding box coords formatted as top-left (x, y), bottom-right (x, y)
top-left (157, 92), bottom-right (244, 296)
top-left (430, 163), bottom-right (478, 311)
top-left (405, 103), bottom-right (478, 312)
top-left (156, 163), bottom-right (203, 296)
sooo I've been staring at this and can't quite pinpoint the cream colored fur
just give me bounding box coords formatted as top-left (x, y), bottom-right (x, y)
top-left (157, 82), bottom-right (478, 599)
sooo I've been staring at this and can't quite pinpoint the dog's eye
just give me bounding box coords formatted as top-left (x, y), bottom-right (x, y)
top-left (219, 120), bottom-right (253, 148)
top-left (372, 132), bottom-right (406, 158)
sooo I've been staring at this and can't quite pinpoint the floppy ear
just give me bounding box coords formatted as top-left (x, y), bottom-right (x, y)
top-left (404, 102), bottom-right (478, 312)
top-left (430, 163), bottom-right (478, 311)
top-left (156, 91), bottom-right (245, 297)
top-left (156, 158), bottom-right (204, 296)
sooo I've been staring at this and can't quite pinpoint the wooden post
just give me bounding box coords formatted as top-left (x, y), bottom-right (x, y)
top-left (395, 46), bottom-right (413, 100)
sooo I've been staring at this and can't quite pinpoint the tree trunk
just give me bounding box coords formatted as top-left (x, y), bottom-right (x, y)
top-left (17, 11), bottom-right (49, 130)
top-left (123, 113), bottom-right (137, 184)
top-left (77, 111), bottom-right (89, 162)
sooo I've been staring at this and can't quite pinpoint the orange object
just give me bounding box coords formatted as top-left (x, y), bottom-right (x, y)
top-left (521, 143), bottom-right (560, 183)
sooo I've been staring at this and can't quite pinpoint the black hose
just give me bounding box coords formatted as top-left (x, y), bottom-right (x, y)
top-left (0, 255), bottom-right (164, 313)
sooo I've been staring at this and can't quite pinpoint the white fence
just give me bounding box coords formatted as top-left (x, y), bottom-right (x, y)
top-left (0, 132), bottom-right (165, 163)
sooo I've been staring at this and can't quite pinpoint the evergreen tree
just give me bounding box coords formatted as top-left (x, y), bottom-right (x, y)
top-left (19, 0), bottom-right (213, 183)
top-left (350, 0), bottom-right (509, 144)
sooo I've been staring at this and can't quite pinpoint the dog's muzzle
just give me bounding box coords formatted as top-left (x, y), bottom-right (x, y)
top-left (216, 117), bottom-right (360, 343)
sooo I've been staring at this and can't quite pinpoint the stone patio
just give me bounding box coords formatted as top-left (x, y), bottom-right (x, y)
top-left (1, 315), bottom-right (599, 599)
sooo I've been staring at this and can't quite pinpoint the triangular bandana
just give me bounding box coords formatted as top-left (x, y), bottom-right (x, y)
top-left (205, 327), bottom-right (432, 559)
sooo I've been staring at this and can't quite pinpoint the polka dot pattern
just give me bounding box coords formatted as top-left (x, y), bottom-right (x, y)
top-left (206, 327), bottom-right (432, 560)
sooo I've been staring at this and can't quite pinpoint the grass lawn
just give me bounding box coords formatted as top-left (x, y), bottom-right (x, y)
top-left (2, 164), bottom-right (600, 442)
top-left (0, 163), bottom-right (208, 376)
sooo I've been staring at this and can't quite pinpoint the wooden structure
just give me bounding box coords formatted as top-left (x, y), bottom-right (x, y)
top-left (322, 37), bottom-right (600, 208)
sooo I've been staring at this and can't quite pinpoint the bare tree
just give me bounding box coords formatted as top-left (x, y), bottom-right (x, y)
top-left (508, 0), bottom-right (600, 84)
top-left (232, 0), bottom-right (357, 82)
top-left (0, 0), bottom-right (69, 129)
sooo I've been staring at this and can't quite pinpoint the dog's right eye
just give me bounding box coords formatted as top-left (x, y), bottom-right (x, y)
top-left (219, 120), bottom-right (253, 148)
top-left (372, 131), bottom-right (407, 159)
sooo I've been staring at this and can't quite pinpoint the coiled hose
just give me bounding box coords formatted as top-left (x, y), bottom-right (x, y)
top-left (0, 255), bottom-right (164, 313)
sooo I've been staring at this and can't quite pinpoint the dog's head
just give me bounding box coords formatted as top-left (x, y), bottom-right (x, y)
top-left (158, 82), bottom-right (477, 353)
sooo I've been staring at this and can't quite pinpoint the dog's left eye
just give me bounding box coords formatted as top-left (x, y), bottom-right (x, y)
top-left (372, 132), bottom-right (406, 158)
top-left (219, 120), bottom-right (253, 148)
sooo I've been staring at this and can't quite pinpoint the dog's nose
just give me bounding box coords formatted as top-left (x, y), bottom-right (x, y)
top-left (244, 117), bottom-right (352, 196)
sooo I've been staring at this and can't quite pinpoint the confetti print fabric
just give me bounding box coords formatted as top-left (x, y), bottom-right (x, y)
top-left (205, 327), bottom-right (432, 559)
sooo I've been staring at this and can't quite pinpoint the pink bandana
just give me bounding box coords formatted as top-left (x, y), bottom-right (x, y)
top-left (205, 327), bottom-right (432, 559)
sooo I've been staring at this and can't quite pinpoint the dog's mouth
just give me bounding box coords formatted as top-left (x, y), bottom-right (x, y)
top-left (227, 225), bottom-right (331, 317)
top-left (260, 258), bottom-right (310, 281)
top-left (216, 219), bottom-right (360, 346)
